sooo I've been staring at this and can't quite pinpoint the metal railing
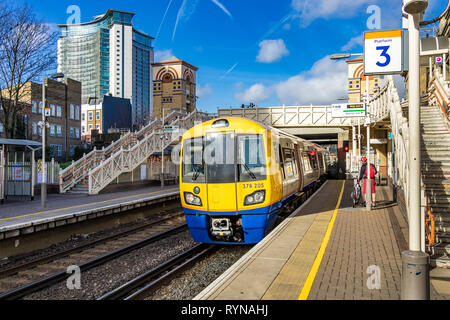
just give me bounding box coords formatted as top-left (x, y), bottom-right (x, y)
top-left (58, 111), bottom-right (192, 194)
top-left (88, 111), bottom-right (212, 195)
top-left (428, 67), bottom-right (450, 130)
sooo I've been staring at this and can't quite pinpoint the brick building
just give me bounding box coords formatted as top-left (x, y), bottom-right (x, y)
top-left (13, 78), bottom-right (82, 160)
top-left (152, 56), bottom-right (197, 120)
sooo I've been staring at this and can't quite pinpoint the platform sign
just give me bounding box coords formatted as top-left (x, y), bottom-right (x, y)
top-left (436, 56), bottom-right (443, 65)
top-left (44, 108), bottom-right (51, 117)
top-left (163, 126), bottom-right (179, 133)
top-left (332, 103), bottom-right (366, 118)
top-left (364, 30), bottom-right (403, 75)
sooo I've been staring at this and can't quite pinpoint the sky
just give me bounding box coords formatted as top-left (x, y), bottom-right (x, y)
top-left (10, 0), bottom-right (448, 113)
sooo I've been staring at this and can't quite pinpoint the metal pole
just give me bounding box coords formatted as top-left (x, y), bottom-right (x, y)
top-left (365, 76), bottom-right (372, 211)
top-left (161, 108), bottom-right (165, 188)
top-left (401, 12), bottom-right (430, 301)
top-left (41, 79), bottom-right (47, 209)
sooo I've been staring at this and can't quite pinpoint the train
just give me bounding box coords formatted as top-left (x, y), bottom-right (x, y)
top-left (179, 117), bottom-right (330, 245)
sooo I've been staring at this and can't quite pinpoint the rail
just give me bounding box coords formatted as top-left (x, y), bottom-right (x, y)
top-left (88, 111), bottom-right (211, 195)
top-left (428, 67), bottom-right (450, 130)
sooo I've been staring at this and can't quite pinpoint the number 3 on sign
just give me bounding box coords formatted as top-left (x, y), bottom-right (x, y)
top-left (376, 46), bottom-right (391, 67)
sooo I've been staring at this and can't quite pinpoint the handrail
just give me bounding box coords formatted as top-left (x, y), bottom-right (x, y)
top-left (87, 110), bottom-right (212, 195)
top-left (59, 110), bottom-right (195, 193)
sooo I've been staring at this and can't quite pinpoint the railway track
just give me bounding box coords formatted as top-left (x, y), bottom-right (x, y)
top-left (0, 211), bottom-right (187, 300)
top-left (98, 244), bottom-right (217, 300)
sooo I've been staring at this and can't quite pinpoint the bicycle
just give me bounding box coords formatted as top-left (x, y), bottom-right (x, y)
top-left (351, 178), bottom-right (362, 208)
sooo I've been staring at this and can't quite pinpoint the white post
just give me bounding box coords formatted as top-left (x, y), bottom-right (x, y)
top-left (408, 13), bottom-right (422, 253)
top-left (161, 108), bottom-right (165, 188)
top-left (444, 53), bottom-right (447, 81)
top-left (366, 75), bottom-right (372, 211)
top-left (0, 145), bottom-right (4, 203)
top-left (41, 79), bottom-right (47, 208)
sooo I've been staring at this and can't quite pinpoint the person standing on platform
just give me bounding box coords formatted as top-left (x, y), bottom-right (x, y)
top-left (359, 157), bottom-right (377, 208)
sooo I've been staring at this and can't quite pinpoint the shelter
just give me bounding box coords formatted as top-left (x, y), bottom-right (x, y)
top-left (0, 139), bottom-right (42, 203)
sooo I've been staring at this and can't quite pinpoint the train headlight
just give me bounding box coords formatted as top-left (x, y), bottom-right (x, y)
top-left (244, 190), bottom-right (266, 206)
top-left (184, 192), bottom-right (202, 206)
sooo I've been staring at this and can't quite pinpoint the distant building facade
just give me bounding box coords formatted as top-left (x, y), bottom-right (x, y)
top-left (81, 95), bottom-right (132, 141)
top-left (57, 9), bottom-right (154, 127)
top-left (152, 56), bottom-right (197, 120)
top-left (346, 56), bottom-right (381, 103)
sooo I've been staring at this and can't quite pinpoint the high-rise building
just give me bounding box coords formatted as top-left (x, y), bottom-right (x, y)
top-left (57, 9), bottom-right (154, 127)
top-left (152, 56), bottom-right (197, 120)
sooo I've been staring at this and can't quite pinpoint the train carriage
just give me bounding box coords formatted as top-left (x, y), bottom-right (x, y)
top-left (180, 117), bottom-right (327, 245)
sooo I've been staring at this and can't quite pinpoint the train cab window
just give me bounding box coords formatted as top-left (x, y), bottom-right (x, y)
top-left (205, 133), bottom-right (236, 184)
top-left (237, 134), bottom-right (267, 182)
top-left (182, 138), bottom-right (205, 183)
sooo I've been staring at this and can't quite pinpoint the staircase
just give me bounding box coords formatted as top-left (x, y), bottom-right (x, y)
top-left (425, 69), bottom-right (450, 267)
top-left (59, 110), bottom-right (212, 195)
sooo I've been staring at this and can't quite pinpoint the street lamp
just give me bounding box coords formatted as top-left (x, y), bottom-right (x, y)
top-left (330, 53), bottom-right (372, 210)
top-left (41, 73), bottom-right (64, 209)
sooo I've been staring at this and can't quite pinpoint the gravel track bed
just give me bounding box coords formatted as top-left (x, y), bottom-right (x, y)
top-left (23, 230), bottom-right (196, 300)
top-left (0, 210), bottom-right (181, 272)
top-left (145, 245), bottom-right (253, 300)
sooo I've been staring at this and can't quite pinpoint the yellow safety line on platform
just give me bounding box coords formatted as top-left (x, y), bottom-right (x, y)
top-left (298, 180), bottom-right (346, 301)
top-left (0, 188), bottom-right (179, 223)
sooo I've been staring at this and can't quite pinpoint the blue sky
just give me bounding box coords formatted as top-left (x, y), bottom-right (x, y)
top-left (13, 0), bottom-right (448, 113)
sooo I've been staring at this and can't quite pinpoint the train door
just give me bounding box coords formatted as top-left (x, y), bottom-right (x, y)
top-left (205, 131), bottom-right (238, 214)
top-left (294, 144), bottom-right (303, 191)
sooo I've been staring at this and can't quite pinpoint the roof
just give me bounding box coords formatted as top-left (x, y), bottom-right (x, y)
top-left (152, 57), bottom-right (199, 71)
top-left (0, 139), bottom-right (42, 147)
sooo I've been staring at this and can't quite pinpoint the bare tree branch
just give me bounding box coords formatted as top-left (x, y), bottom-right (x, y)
top-left (0, 2), bottom-right (58, 138)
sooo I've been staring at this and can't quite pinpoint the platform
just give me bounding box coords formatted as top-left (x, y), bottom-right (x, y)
top-left (195, 180), bottom-right (450, 300)
top-left (0, 185), bottom-right (179, 240)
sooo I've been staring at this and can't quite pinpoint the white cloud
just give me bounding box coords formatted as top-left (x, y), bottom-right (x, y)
top-left (197, 84), bottom-right (213, 99)
top-left (154, 49), bottom-right (173, 62)
top-left (341, 34), bottom-right (363, 51)
top-left (235, 84), bottom-right (273, 103)
top-left (274, 55), bottom-right (348, 105)
top-left (256, 39), bottom-right (290, 63)
top-left (211, 0), bottom-right (233, 19)
top-left (291, 0), bottom-right (376, 27)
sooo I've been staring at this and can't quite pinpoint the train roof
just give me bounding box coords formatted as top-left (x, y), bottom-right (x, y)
top-left (182, 116), bottom-right (324, 150)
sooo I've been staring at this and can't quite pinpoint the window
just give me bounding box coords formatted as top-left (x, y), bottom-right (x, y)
top-left (75, 105), bottom-right (80, 120)
top-left (50, 124), bottom-right (56, 137)
top-left (88, 112), bottom-right (93, 121)
top-left (75, 128), bottom-right (80, 139)
top-left (0, 123), bottom-right (4, 134)
top-left (50, 105), bottom-right (56, 117)
top-left (57, 125), bottom-right (62, 137)
top-left (88, 124), bottom-right (93, 130)
top-left (38, 102), bottom-right (43, 114)
top-left (82, 113), bottom-right (85, 121)
top-left (70, 127), bottom-right (75, 138)
top-left (70, 104), bottom-right (75, 119)
top-left (282, 148), bottom-right (297, 178)
top-left (237, 135), bottom-right (267, 182)
top-left (82, 126), bottom-right (85, 134)
top-left (32, 101), bottom-right (37, 113)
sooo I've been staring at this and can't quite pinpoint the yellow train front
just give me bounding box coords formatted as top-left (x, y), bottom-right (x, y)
top-left (180, 117), bottom-right (328, 245)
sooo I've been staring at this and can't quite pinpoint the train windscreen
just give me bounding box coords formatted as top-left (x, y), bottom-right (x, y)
top-left (182, 133), bottom-right (266, 184)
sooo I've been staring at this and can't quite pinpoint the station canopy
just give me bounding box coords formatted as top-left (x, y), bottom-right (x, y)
top-left (0, 139), bottom-right (42, 147)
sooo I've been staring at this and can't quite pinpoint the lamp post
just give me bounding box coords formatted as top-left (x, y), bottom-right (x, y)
top-left (401, 0), bottom-right (430, 301)
top-left (41, 73), bottom-right (64, 209)
top-left (331, 53), bottom-right (371, 209)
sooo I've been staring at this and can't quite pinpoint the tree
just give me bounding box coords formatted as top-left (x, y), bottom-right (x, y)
top-left (0, 3), bottom-right (58, 139)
